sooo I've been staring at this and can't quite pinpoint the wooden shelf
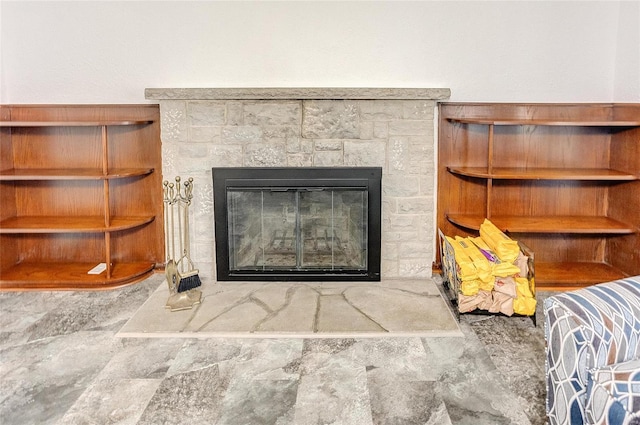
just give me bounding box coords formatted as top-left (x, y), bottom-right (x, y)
top-left (0, 120), bottom-right (153, 127)
top-left (447, 167), bottom-right (638, 181)
top-left (0, 104), bottom-right (164, 290)
top-left (448, 118), bottom-right (640, 126)
top-left (437, 103), bottom-right (640, 289)
top-left (0, 168), bottom-right (154, 180)
top-left (0, 216), bottom-right (155, 233)
top-left (447, 214), bottom-right (635, 234)
top-left (0, 262), bottom-right (156, 291)
top-left (535, 262), bottom-right (628, 291)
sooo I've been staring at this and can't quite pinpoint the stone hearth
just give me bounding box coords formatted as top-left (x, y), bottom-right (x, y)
top-left (146, 88), bottom-right (451, 282)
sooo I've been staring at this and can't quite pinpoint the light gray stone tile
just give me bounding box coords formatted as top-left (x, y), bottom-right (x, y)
top-left (359, 121), bottom-right (374, 139)
top-left (57, 378), bottom-right (160, 425)
top-left (161, 143), bottom-right (178, 176)
top-left (381, 258), bottom-right (399, 277)
top-left (262, 125), bottom-right (300, 139)
top-left (287, 153), bottom-right (313, 167)
top-left (383, 213), bottom-right (421, 233)
top-left (470, 316), bottom-right (546, 424)
top-left (189, 126), bottom-right (221, 142)
top-left (381, 242), bottom-right (398, 261)
top-left (0, 331), bottom-right (118, 425)
top-left (316, 294), bottom-right (385, 333)
top-left (197, 301), bottom-right (269, 333)
top-left (209, 144), bottom-right (243, 167)
top-left (226, 101), bottom-right (243, 126)
top-left (96, 338), bottom-right (185, 380)
top-left (398, 240), bottom-right (432, 259)
top-left (187, 101), bottom-right (226, 126)
top-left (166, 339), bottom-right (244, 377)
top-left (397, 196), bottom-right (433, 214)
top-left (399, 259), bottom-right (433, 278)
top-left (294, 354), bottom-right (373, 425)
top-left (420, 174), bottom-right (436, 196)
top-left (257, 286), bottom-right (318, 333)
top-left (221, 125), bottom-right (262, 144)
top-left (178, 142), bottom-right (208, 159)
top-left (382, 230), bottom-right (419, 242)
top-left (344, 286), bottom-right (459, 334)
top-left (300, 138), bottom-right (314, 154)
top-left (387, 136), bottom-right (410, 172)
top-left (137, 365), bottom-right (225, 425)
top-left (383, 175), bottom-right (420, 197)
top-left (243, 101), bottom-right (301, 126)
top-left (159, 101), bottom-right (188, 142)
top-left (344, 140), bottom-right (386, 167)
top-left (328, 338), bottom-right (438, 381)
top-left (302, 100), bottom-right (359, 139)
top-left (358, 100), bottom-right (404, 121)
top-left (388, 120), bottom-right (431, 136)
top-left (314, 139), bottom-right (344, 151)
top-left (373, 122), bottom-right (388, 138)
top-left (402, 100), bottom-right (436, 120)
top-left (368, 378), bottom-right (451, 425)
top-left (244, 141), bottom-right (287, 166)
top-left (227, 339), bottom-right (303, 381)
top-left (250, 284), bottom-right (291, 312)
top-left (286, 136), bottom-right (302, 153)
top-left (313, 150), bottom-right (343, 166)
top-left (216, 379), bottom-right (298, 425)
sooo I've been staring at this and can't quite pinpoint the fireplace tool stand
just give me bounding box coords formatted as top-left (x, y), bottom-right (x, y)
top-left (163, 176), bottom-right (202, 312)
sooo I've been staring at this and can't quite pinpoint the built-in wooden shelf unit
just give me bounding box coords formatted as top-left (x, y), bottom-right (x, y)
top-left (437, 103), bottom-right (640, 290)
top-left (0, 104), bottom-right (164, 290)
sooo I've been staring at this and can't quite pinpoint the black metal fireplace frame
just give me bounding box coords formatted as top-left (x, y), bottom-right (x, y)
top-left (212, 167), bottom-right (382, 281)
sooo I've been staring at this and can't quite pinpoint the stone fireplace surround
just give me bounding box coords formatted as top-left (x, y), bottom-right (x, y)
top-left (146, 88), bottom-right (451, 282)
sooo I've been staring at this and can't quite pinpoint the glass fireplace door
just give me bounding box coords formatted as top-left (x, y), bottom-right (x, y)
top-left (227, 188), bottom-right (367, 272)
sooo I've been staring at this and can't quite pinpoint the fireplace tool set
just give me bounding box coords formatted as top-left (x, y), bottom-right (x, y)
top-left (163, 176), bottom-right (202, 311)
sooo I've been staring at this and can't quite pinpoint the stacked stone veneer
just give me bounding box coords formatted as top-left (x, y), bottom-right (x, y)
top-left (146, 88), bottom-right (451, 281)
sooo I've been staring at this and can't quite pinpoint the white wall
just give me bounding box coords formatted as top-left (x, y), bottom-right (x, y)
top-left (1, 1), bottom-right (636, 104)
top-left (613, 1), bottom-right (640, 101)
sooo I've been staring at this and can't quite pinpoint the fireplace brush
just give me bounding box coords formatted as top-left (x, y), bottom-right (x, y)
top-left (174, 177), bottom-right (202, 292)
top-left (163, 177), bottom-right (202, 311)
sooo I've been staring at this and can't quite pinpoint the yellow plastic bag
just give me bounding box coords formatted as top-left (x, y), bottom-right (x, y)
top-left (513, 277), bottom-right (536, 315)
top-left (472, 236), bottom-right (520, 277)
top-left (492, 262), bottom-right (521, 278)
top-left (445, 236), bottom-right (478, 281)
top-left (479, 219), bottom-right (520, 263)
top-left (515, 277), bottom-right (533, 298)
top-left (513, 297), bottom-right (537, 316)
top-left (460, 279), bottom-right (481, 296)
top-left (454, 236), bottom-right (493, 288)
top-left (471, 237), bottom-right (499, 262)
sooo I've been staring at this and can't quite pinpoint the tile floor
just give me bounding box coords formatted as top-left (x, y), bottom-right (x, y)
top-left (0, 274), bottom-right (549, 425)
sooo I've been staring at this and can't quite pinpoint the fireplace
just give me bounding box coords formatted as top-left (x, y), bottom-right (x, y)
top-left (213, 167), bottom-right (381, 281)
top-left (146, 87), bottom-right (451, 282)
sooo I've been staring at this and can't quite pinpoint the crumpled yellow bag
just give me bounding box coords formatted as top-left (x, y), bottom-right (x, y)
top-left (460, 279), bottom-right (482, 296)
top-left (445, 236), bottom-right (478, 282)
top-left (470, 237), bottom-right (499, 262)
top-left (454, 236), bottom-right (493, 290)
top-left (492, 262), bottom-right (521, 278)
top-left (513, 277), bottom-right (536, 315)
top-left (479, 219), bottom-right (520, 263)
top-left (471, 236), bottom-right (521, 277)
